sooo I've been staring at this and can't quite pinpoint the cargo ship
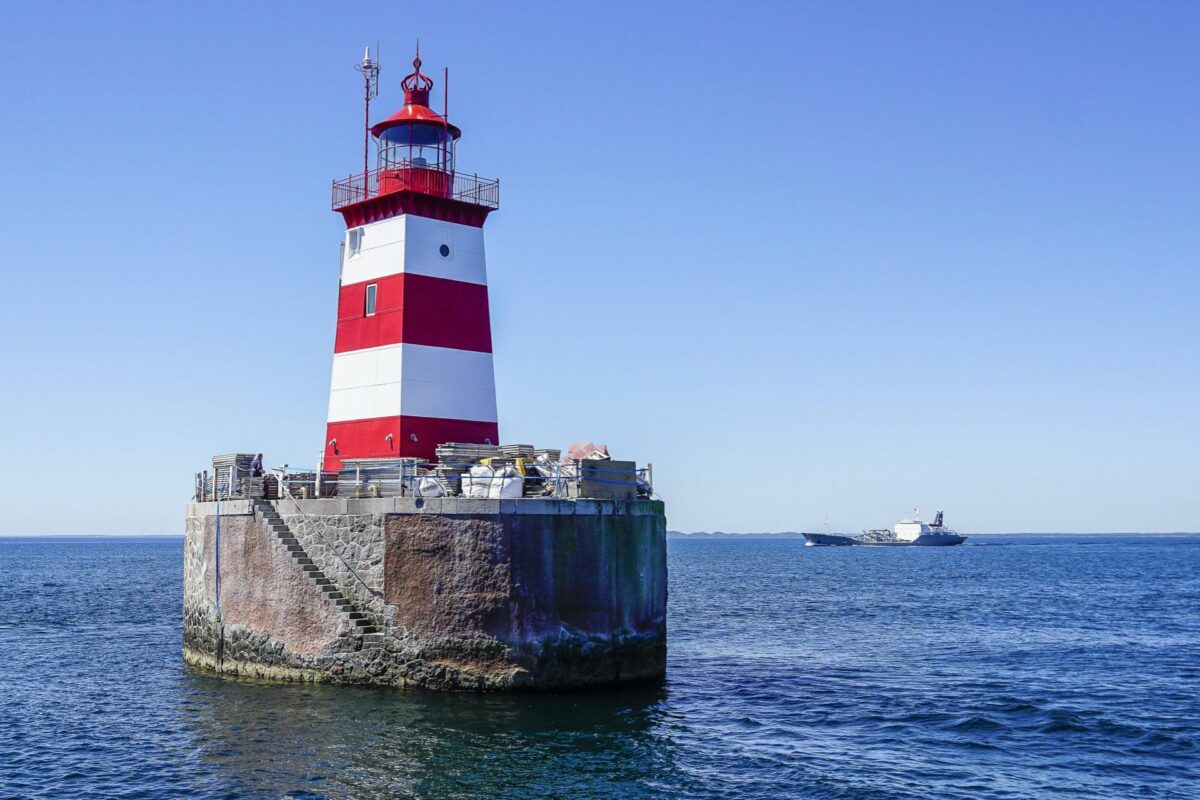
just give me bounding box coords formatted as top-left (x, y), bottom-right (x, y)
top-left (803, 511), bottom-right (967, 547)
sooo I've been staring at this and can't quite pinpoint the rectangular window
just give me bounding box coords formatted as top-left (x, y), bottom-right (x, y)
top-left (364, 283), bottom-right (377, 316)
top-left (347, 228), bottom-right (363, 257)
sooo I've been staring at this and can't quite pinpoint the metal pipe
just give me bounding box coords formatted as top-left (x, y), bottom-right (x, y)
top-left (214, 497), bottom-right (222, 621)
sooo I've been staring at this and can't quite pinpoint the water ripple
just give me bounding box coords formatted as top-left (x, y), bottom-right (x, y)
top-left (1, 535), bottom-right (1199, 798)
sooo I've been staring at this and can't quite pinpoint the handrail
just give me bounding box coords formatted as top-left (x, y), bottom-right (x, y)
top-left (291, 461), bottom-right (655, 500)
top-left (271, 475), bottom-right (382, 599)
top-left (331, 163), bottom-right (500, 211)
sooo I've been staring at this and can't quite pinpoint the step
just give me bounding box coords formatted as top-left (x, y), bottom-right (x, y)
top-left (295, 557), bottom-right (313, 566)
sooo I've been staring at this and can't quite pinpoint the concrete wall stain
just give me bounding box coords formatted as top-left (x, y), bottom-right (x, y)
top-left (183, 499), bottom-right (667, 691)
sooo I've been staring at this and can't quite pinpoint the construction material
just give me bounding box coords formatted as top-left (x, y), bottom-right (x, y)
top-left (338, 457), bottom-right (426, 498)
top-left (416, 476), bottom-right (445, 498)
top-left (462, 465), bottom-right (493, 498)
top-left (198, 442), bottom-right (652, 503)
top-left (435, 442), bottom-right (500, 464)
top-left (567, 442), bottom-right (610, 461)
top-left (578, 459), bottom-right (638, 501)
top-left (211, 453), bottom-right (257, 499)
top-left (488, 466), bottom-right (523, 499)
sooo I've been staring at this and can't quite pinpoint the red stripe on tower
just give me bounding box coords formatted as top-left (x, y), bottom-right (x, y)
top-left (334, 274), bottom-right (493, 354)
top-left (323, 47), bottom-right (501, 469)
top-left (325, 416), bottom-right (500, 462)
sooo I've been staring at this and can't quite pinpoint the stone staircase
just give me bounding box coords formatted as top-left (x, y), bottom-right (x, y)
top-left (256, 502), bottom-right (384, 648)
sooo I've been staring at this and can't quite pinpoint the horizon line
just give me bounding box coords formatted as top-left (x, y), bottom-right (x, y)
top-left (3, 531), bottom-right (1200, 539)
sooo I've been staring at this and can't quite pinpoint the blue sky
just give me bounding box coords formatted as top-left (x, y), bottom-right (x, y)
top-left (0, 2), bottom-right (1196, 534)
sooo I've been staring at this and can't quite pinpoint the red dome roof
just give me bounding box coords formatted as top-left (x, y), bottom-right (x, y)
top-left (370, 53), bottom-right (461, 140)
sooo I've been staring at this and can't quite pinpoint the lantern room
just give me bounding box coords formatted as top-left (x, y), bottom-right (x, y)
top-left (330, 46), bottom-right (498, 222)
top-left (369, 52), bottom-right (461, 198)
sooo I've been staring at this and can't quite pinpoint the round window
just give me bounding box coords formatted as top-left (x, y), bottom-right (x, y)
top-left (439, 244), bottom-right (450, 257)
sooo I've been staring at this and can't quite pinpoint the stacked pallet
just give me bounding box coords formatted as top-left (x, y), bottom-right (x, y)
top-left (239, 476), bottom-right (266, 499)
top-left (212, 453), bottom-right (255, 473)
top-left (338, 458), bottom-right (426, 498)
top-left (498, 444), bottom-right (535, 458)
top-left (210, 454), bottom-right (256, 498)
top-left (435, 443), bottom-right (498, 495)
top-left (430, 464), bottom-right (463, 496)
top-left (435, 442), bottom-right (500, 465)
top-left (282, 472), bottom-right (317, 499)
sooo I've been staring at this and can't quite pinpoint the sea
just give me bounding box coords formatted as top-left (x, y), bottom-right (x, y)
top-left (1, 534), bottom-right (1197, 800)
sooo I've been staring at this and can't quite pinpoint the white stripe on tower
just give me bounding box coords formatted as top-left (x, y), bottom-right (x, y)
top-left (340, 215), bottom-right (488, 287)
top-left (327, 343), bottom-right (498, 424)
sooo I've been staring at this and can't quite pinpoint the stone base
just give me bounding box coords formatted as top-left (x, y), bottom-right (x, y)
top-left (183, 498), bottom-right (667, 691)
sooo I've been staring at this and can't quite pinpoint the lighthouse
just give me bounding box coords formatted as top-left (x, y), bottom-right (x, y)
top-left (324, 49), bottom-right (501, 468)
top-left (184, 46), bottom-right (666, 691)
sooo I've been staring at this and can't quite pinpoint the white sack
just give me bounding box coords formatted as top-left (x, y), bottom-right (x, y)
top-left (488, 465), bottom-right (523, 499)
top-left (417, 476), bottom-right (445, 498)
top-left (463, 465), bottom-right (494, 499)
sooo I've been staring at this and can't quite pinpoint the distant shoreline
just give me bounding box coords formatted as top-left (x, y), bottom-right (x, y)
top-left (2, 531), bottom-right (1198, 540)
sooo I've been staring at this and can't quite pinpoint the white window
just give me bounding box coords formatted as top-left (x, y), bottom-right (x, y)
top-left (364, 283), bottom-right (377, 316)
top-left (347, 228), bottom-right (364, 258)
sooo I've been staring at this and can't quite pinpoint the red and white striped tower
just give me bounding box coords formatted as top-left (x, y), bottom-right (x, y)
top-left (324, 48), bottom-right (500, 469)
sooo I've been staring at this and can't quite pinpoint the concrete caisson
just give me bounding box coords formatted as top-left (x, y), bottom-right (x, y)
top-left (182, 497), bottom-right (667, 690)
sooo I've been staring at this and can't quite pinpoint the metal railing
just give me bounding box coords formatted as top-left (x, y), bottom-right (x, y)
top-left (299, 461), bottom-right (654, 500)
top-left (272, 475), bottom-right (381, 598)
top-left (197, 461), bottom-right (656, 502)
top-left (332, 163), bottom-right (500, 211)
top-left (195, 469), bottom-right (269, 502)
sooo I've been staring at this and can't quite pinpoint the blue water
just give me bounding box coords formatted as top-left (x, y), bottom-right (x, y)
top-left (1, 535), bottom-right (1198, 799)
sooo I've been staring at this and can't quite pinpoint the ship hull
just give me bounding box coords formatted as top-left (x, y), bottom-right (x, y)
top-left (856, 534), bottom-right (966, 547)
top-left (802, 533), bottom-right (858, 546)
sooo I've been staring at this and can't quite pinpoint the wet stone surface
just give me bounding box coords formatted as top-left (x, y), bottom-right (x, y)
top-left (183, 500), bottom-right (667, 690)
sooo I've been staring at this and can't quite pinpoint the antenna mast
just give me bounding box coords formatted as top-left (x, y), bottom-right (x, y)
top-left (443, 66), bottom-right (449, 174)
top-left (354, 46), bottom-right (381, 185)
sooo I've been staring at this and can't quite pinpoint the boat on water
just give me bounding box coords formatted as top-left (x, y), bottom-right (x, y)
top-left (803, 511), bottom-right (967, 547)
